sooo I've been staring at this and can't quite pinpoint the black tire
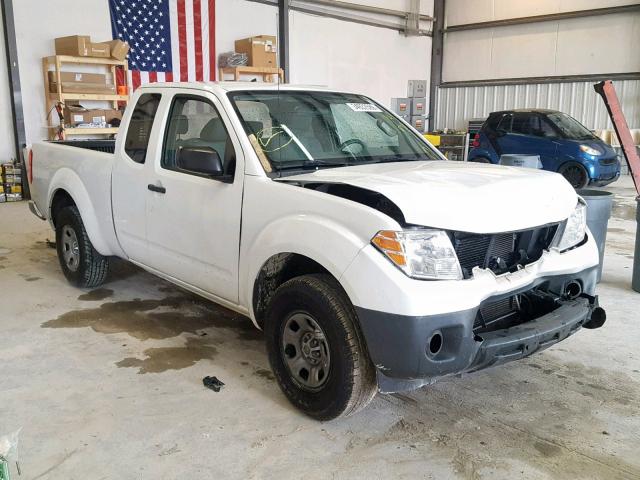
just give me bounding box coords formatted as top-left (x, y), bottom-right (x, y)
top-left (470, 157), bottom-right (491, 163)
top-left (55, 206), bottom-right (109, 288)
top-left (265, 274), bottom-right (376, 420)
top-left (559, 161), bottom-right (589, 189)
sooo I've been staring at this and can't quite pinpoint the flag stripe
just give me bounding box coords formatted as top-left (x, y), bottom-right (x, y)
top-left (132, 70), bottom-right (142, 91)
top-left (208, 0), bottom-right (216, 81)
top-left (193, 0), bottom-right (204, 81)
top-left (166, 71), bottom-right (174, 82)
top-left (149, 71), bottom-right (158, 83)
top-left (201, 0), bottom-right (210, 81)
top-left (169, 0), bottom-right (181, 83)
top-left (177, 0), bottom-right (188, 82)
top-left (185, 0), bottom-right (196, 81)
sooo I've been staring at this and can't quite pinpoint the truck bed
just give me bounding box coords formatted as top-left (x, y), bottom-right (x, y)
top-left (29, 140), bottom-right (120, 257)
top-left (49, 139), bottom-right (116, 154)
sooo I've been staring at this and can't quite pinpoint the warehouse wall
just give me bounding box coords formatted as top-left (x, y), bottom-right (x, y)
top-left (5, 0), bottom-right (432, 145)
top-left (0, 18), bottom-right (16, 162)
top-left (12, 0), bottom-right (113, 145)
top-left (435, 79), bottom-right (640, 131)
top-left (436, 0), bottom-right (640, 131)
top-left (289, 11), bottom-right (431, 107)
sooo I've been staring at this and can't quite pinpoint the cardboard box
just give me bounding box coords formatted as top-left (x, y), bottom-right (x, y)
top-left (407, 80), bottom-right (427, 98)
top-left (55, 35), bottom-right (91, 56)
top-left (108, 39), bottom-right (130, 61)
top-left (234, 35), bottom-right (277, 67)
top-left (48, 71), bottom-right (116, 95)
top-left (411, 98), bottom-right (427, 116)
top-left (63, 106), bottom-right (122, 127)
top-left (411, 116), bottom-right (425, 132)
top-left (390, 98), bottom-right (410, 115)
top-left (90, 42), bottom-right (111, 58)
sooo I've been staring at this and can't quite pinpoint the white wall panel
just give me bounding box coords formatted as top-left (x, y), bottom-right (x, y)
top-left (288, 11), bottom-right (432, 107)
top-left (0, 18), bottom-right (16, 162)
top-left (445, 0), bottom-right (639, 26)
top-left (216, 0), bottom-right (277, 56)
top-left (435, 80), bottom-right (640, 131)
top-left (443, 12), bottom-right (640, 82)
top-left (13, 0), bottom-right (113, 145)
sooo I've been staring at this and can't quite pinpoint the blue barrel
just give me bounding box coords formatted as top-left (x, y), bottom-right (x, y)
top-left (576, 189), bottom-right (613, 283)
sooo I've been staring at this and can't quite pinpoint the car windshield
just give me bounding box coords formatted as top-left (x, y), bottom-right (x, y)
top-left (228, 90), bottom-right (440, 172)
top-left (546, 112), bottom-right (596, 140)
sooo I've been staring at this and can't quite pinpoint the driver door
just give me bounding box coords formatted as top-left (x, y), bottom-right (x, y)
top-left (144, 91), bottom-right (244, 303)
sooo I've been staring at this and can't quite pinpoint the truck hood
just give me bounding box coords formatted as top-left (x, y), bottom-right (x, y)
top-left (280, 161), bottom-right (577, 233)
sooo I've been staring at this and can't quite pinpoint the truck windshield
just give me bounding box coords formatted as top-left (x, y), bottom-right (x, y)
top-left (228, 91), bottom-right (439, 172)
top-left (546, 112), bottom-right (596, 141)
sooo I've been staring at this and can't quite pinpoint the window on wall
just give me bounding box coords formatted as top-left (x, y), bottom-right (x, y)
top-left (162, 96), bottom-right (235, 175)
top-left (124, 93), bottom-right (161, 163)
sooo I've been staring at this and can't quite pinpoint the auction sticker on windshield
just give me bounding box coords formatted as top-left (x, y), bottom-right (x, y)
top-left (346, 103), bottom-right (381, 112)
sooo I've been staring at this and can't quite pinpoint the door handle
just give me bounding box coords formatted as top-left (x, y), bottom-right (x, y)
top-left (147, 183), bottom-right (166, 194)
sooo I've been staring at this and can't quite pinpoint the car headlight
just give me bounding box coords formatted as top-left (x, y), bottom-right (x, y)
top-left (554, 200), bottom-right (587, 252)
top-left (580, 145), bottom-right (602, 156)
top-left (371, 229), bottom-right (463, 280)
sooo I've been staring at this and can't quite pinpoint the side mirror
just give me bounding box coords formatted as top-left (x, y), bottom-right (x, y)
top-left (177, 146), bottom-right (224, 176)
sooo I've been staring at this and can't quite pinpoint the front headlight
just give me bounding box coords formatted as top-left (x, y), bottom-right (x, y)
top-left (371, 229), bottom-right (463, 280)
top-left (554, 200), bottom-right (587, 252)
top-left (580, 144), bottom-right (602, 156)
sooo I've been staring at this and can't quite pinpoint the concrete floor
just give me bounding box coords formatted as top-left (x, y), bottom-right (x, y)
top-left (1, 177), bottom-right (639, 480)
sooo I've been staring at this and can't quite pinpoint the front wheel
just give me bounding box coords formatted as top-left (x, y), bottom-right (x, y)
top-left (265, 274), bottom-right (376, 420)
top-left (55, 206), bottom-right (109, 288)
top-left (559, 161), bottom-right (589, 189)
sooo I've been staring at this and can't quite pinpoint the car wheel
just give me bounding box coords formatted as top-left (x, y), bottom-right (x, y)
top-left (559, 162), bottom-right (589, 189)
top-left (55, 206), bottom-right (109, 288)
top-left (265, 274), bottom-right (377, 420)
top-left (470, 157), bottom-right (491, 163)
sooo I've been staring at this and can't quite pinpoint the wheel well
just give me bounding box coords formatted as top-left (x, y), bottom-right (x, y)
top-left (252, 253), bottom-right (332, 327)
top-left (50, 190), bottom-right (76, 227)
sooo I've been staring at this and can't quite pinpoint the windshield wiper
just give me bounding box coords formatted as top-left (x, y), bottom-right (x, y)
top-left (276, 159), bottom-right (352, 171)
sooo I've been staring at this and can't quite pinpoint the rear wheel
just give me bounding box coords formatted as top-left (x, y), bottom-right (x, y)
top-left (559, 162), bottom-right (589, 189)
top-left (55, 206), bottom-right (109, 288)
top-left (265, 274), bottom-right (377, 420)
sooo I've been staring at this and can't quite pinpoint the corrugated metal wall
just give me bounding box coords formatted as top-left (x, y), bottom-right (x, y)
top-left (435, 80), bottom-right (640, 131)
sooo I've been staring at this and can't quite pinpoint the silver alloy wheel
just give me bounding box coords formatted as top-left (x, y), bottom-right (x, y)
top-left (61, 225), bottom-right (80, 272)
top-left (281, 312), bottom-right (331, 391)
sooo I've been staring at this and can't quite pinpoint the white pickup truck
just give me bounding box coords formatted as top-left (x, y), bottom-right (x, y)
top-left (29, 83), bottom-right (606, 420)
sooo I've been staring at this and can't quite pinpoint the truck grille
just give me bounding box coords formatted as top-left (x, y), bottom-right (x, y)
top-left (452, 225), bottom-right (558, 279)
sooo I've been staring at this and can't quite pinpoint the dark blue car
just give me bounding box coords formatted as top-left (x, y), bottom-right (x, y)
top-left (468, 109), bottom-right (620, 188)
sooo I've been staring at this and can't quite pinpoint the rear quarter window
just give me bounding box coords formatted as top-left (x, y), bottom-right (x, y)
top-left (124, 93), bottom-right (162, 163)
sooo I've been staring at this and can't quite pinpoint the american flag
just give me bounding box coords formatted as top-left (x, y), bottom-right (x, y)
top-left (109, 0), bottom-right (216, 91)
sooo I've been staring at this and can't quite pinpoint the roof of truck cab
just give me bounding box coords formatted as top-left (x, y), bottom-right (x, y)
top-left (137, 81), bottom-right (345, 94)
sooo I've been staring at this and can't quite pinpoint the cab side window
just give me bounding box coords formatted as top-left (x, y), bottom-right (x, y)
top-left (162, 96), bottom-right (236, 177)
top-left (124, 93), bottom-right (161, 163)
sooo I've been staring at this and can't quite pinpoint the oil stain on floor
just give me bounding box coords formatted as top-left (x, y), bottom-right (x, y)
top-left (116, 337), bottom-right (217, 374)
top-left (42, 293), bottom-right (260, 342)
top-left (78, 288), bottom-right (114, 301)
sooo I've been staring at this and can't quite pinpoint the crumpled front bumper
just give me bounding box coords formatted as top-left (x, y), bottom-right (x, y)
top-left (355, 267), bottom-right (603, 394)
